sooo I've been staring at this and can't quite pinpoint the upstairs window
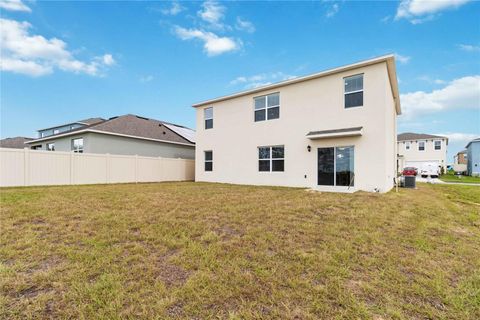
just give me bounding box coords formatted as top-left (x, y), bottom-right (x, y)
top-left (258, 146), bottom-right (284, 172)
top-left (204, 107), bottom-right (213, 129)
top-left (405, 141), bottom-right (410, 150)
top-left (254, 93), bottom-right (280, 122)
top-left (344, 74), bottom-right (363, 108)
top-left (72, 138), bottom-right (84, 153)
top-left (204, 151), bottom-right (213, 171)
top-left (434, 140), bottom-right (441, 150)
top-left (418, 141), bottom-right (425, 151)
top-left (46, 143), bottom-right (55, 151)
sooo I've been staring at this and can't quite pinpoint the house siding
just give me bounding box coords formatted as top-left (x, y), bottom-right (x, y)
top-left (397, 138), bottom-right (448, 171)
top-left (30, 132), bottom-right (195, 159)
top-left (195, 62), bottom-right (397, 193)
top-left (467, 142), bottom-right (480, 176)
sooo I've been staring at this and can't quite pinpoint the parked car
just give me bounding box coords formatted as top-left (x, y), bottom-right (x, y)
top-left (402, 167), bottom-right (417, 176)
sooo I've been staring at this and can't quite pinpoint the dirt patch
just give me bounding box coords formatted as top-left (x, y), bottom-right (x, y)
top-left (165, 302), bottom-right (184, 317)
top-left (214, 225), bottom-right (243, 240)
top-left (156, 251), bottom-right (190, 287)
top-left (17, 286), bottom-right (51, 299)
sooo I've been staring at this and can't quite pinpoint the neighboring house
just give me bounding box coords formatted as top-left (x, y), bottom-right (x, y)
top-left (454, 150), bottom-right (467, 165)
top-left (397, 133), bottom-right (448, 174)
top-left (466, 138), bottom-right (480, 176)
top-left (0, 137), bottom-right (33, 149)
top-left (25, 114), bottom-right (195, 159)
top-left (193, 55), bottom-right (400, 193)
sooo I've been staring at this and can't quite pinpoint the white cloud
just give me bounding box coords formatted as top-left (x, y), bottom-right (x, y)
top-left (326, 3), bottom-right (340, 18)
top-left (395, 53), bottom-right (411, 64)
top-left (436, 132), bottom-right (478, 144)
top-left (0, 18), bottom-right (114, 77)
top-left (102, 54), bottom-right (115, 66)
top-left (197, 1), bottom-right (226, 29)
top-left (458, 44), bottom-right (480, 52)
top-left (400, 75), bottom-right (480, 118)
top-left (395, 0), bottom-right (471, 23)
top-left (434, 79), bottom-right (446, 84)
top-left (173, 26), bottom-right (240, 56)
top-left (230, 72), bottom-right (297, 89)
top-left (0, 0), bottom-right (30, 12)
top-left (235, 17), bottom-right (255, 33)
top-left (161, 1), bottom-right (185, 16)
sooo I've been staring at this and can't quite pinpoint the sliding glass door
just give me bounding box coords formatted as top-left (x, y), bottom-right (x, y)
top-left (318, 146), bottom-right (354, 187)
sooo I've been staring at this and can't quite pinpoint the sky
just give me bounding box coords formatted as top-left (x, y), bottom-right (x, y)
top-left (1, 0), bottom-right (479, 162)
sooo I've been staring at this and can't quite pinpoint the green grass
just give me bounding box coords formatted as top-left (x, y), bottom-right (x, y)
top-left (440, 172), bottom-right (480, 184)
top-left (1, 182), bottom-right (479, 319)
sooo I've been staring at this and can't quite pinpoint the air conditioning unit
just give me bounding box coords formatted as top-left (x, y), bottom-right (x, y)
top-left (404, 176), bottom-right (416, 188)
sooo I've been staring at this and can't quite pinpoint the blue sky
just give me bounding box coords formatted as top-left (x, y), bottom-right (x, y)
top-left (1, 0), bottom-right (479, 161)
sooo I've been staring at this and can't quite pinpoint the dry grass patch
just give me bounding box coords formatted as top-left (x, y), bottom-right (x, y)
top-left (1, 182), bottom-right (479, 319)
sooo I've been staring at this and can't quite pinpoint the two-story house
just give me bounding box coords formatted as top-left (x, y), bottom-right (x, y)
top-left (193, 55), bottom-right (401, 193)
top-left (466, 138), bottom-right (480, 176)
top-left (24, 114), bottom-right (195, 159)
top-left (397, 133), bottom-right (448, 176)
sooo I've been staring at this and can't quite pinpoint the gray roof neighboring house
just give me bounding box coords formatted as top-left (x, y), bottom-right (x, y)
top-left (466, 137), bottom-right (480, 149)
top-left (0, 137), bottom-right (33, 149)
top-left (397, 132), bottom-right (448, 143)
top-left (37, 117), bottom-right (105, 131)
top-left (26, 114), bottom-right (195, 146)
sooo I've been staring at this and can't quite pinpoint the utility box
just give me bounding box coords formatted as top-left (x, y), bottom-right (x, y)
top-left (404, 176), bottom-right (416, 188)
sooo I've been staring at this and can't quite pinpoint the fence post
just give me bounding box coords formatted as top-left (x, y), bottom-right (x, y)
top-left (24, 148), bottom-right (30, 186)
top-left (70, 151), bottom-right (74, 185)
top-left (134, 154), bottom-right (138, 183)
top-left (106, 153), bottom-right (110, 184)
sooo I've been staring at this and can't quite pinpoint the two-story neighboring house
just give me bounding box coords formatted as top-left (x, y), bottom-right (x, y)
top-left (397, 133), bottom-right (448, 175)
top-left (466, 138), bottom-right (480, 176)
top-left (25, 114), bottom-right (195, 159)
top-left (193, 55), bottom-right (401, 193)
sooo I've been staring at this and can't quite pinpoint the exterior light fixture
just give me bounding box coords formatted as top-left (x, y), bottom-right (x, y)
top-left (307, 145), bottom-right (311, 152)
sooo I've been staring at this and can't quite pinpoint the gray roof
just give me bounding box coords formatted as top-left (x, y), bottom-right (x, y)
top-left (37, 117), bottom-right (105, 131)
top-left (26, 114), bottom-right (195, 145)
top-left (0, 137), bottom-right (33, 149)
top-left (307, 127), bottom-right (363, 137)
top-left (397, 132), bottom-right (448, 141)
top-left (466, 137), bottom-right (480, 149)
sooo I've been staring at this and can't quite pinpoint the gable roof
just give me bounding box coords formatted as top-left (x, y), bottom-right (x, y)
top-left (37, 117), bottom-right (105, 131)
top-left (26, 114), bottom-right (195, 146)
top-left (192, 54), bottom-right (401, 115)
top-left (0, 137), bottom-right (33, 149)
top-left (466, 137), bottom-right (480, 149)
top-left (397, 132), bottom-right (448, 142)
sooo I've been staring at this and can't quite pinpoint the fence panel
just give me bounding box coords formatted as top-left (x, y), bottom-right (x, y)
top-left (0, 148), bottom-right (195, 187)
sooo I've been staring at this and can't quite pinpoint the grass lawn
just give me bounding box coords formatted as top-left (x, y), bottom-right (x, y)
top-left (1, 182), bottom-right (479, 319)
top-left (440, 172), bottom-right (480, 184)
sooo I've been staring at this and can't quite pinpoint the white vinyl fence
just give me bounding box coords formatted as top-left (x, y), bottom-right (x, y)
top-left (0, 148), bottom-right (195, 187)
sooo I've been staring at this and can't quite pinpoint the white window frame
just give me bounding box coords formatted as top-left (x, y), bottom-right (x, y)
top-left (405, 141), bottom-right (411, 150)
top-left (254, 92), bottom-right (280, 122)
top-left (46, 142), bottom-right (55, 151)
top-left (204, 150), bottom-right (213, 171)
top-left (418, 140), bottom-right (426, 151)
top-left (72, 138), bottom-right (84, 153)
top-left (344, 74), bottom-right (364, 109)
top-left (204, 107), bottom-right (213, 130)
top-left (258, 145), bottom-right (284, 172)
top-left (434, 140), bottom-right (441, 150)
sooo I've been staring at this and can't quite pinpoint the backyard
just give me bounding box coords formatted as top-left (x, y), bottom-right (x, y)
top-left (1, 182), bottom-right (479, 319)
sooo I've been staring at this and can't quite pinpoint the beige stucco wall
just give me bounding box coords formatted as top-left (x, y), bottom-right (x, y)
top-left (195, 62), bottom-right (398, 193)
top-left (397, 139), bottom-right (447, 171)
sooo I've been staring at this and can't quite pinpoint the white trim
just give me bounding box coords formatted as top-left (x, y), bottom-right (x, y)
top-left (307, 129), bottom-right (362, 140)
top-left (192, 54), bottom-right (401, 115)
top-left (25, 129), bottom-right (195, 147)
